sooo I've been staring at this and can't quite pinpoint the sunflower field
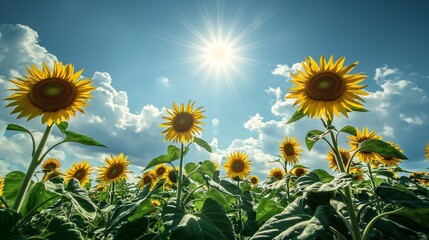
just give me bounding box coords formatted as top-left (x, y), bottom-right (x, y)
top-left (1, 56), bottom-right (429, 240)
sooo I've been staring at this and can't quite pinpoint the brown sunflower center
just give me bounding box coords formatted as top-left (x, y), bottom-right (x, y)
top-left (29, 78), bottom-right (77, 111)
top-left (172, 113), bottom-right (194, 132)
top-left (340, 153), bottom-right (349, 166)
top-left (250, 177), bottom-right (258, 184)
top-left (107, 164), bottom-right (124, 179)
top-left (283, 144), bottom-right (295, 156)
top-left (156, 167), bottom-right (166, 176)
top-left (273, 172), bottom-right (283, 180)
top-left (44, 162), bottom-right (59, 171)
top-left (306, 72), bottom-right (345, 101)
top-left (168, 171), bottom-right (178, 183)
top-left (143, 175), bottom-right (152, 185)
top-left (294, 168), bottom-right (305, 177)
top-left (231, 159), bottom-right (245, 173)
top-left (74, 168), bottom-right (86, 180)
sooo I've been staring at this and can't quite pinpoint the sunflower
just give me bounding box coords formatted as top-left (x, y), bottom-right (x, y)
top-left (139, 170), bottom-right (157, 190)
top-left (350, 167), bottom-right (364, 181)
top-left (224, 152), bottom-right (252, 180)
top-left (375, 142), bottom-right (403, 166)
top-left (291, 166), bottom-right (308, 178)
top-left (165, 167), bottom-right (180, 186)
top-left (41, 158), bottom-right (61, 172)
top-left (160, 101), bottom-right (205, 143)
top-left (151, 199), bottom-right (161, 207)
top-left (5, 61), bottom-right (96, 126)
top-left (97, 153), bottom-right (131, 185)
top-left (425, 143), bottom-right (429, 160)
top-left (249, 175), bottom-right (260, 186)
top-left (410, 172), bottom-right (429, 186)
top-left (326, 148), bottom-right (351, 171)
top-left (269, 167), bottom-right (285, 180)
top-left (279, 136), bottom-right (303, 164)
top-left (65, 161), bottom-right (92, 186)
top-left (0, 176), bottom-right (4, 197)
top-left (43, 170), bottom-right (62, 181)
top-left (348, 127), bottom-right (382, 163)
top-left (285, 55), bottom-right (368, 121)
top-left (153, 164), bottom-right (168, 179)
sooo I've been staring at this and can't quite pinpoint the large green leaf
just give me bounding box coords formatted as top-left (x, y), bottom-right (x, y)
top-left (255, 198), bottom-right (283, 226)
top-left (3, 171), bottom-right (29, 208)
top-left (298, 173), bottom-right (352, 193)
top-left (376, 184), bottom-right (429, 208)
top-left (22, 182), bottom-right (58, 216)
top-left (194, 188), bottom-right (232, 211)
top-left (167, 145), bottom-right (181, 161)
top-left (163, 198), bottom-right (234, 240)
top-left (144, 145), bottom-right (182, 170)
top-left (6, 124), bottom-right (32, 134)
top-left (45, 216), bottom-right (84, 240)
top-left (287, 109), bottom-right (306, 124)
top-left (0, 208), bottom-right (21, 238)
top-left (128, 198), bottom-right (155, 221)
top-left (359, 139), bottom-right (408, 159)
top-left (113, 217), bottom-right (149, 240)
top-left (339, 126), bottom-right (357, 136)
top-left (250, 197), bottom-right (330, 240)
top-left (185, 160), bottom-right (216, 184)
top-left (220, 180), bottom-right (242, 196)
top-left (63, 130), bottom-right (106, 147)
top-left (193, 137), bottom-right (213, 153)
top-left (305, 130), bottom-right (326, 151)
top-left (312, 169), bottom-right (334, 182)
top-left (56, 122), bottom-right (69, 133)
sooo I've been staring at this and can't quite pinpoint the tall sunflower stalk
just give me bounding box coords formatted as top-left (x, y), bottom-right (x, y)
top-left (160, 101), bottom-right (205, 207)
top-left (5, 62), bottom-right (96, 212)
top-left (286, 55), bottom-right (368, 240)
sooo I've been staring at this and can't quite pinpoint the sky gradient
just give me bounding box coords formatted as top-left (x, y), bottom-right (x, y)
top-left (1, 0), bottom-right (428, 182)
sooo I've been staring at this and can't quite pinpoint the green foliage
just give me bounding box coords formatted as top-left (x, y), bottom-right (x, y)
top-left (376, 184), bottom-right (429, 208)
top-left (185, 160), bottom-right (217, 184)
top-left (144, 145), bottom-right (182, 170)
top-left (339, 125), bottom-right (357, 136)
top-left (286, 109), bottom-right (306, 124)
top-left (3, 171), bottom-right (28, 208)
top-left (0, 208), bottom-right (21, 237)
top-left (63, 130), bottom-right (106, 147)
top-left (44, 216), bottom-right (84, 240)
top-left (193, 136), bottom-right (213, 153)
top-left (359, 139), bottom-right (408, 159)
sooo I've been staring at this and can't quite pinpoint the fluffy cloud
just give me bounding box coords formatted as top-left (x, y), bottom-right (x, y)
top-left (271, 62), bottom-right (302, 79)
top-left (374, 65), bottom-right (399, 83)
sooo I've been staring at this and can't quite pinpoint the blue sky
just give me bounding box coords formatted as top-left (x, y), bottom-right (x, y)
top-left (1, 0), bottom-right (428, 181)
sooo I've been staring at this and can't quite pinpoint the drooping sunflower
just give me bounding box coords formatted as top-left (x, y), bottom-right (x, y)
top-left (269, 167), bottom-right (285, 180)
top-left (5, 61), bottom-right (96, 126)
top-left (249, 175), bottom-right (260, 186)
top-left (165, 167), bottom-right (180, 186)
top-left (425, 143), bottom-right (429, 160)
top-left (279, 136), bottom-right (303, 164)
top-left (0, 176), bottom-right (4, 197)
top-left (326, 148), bottom-right (351, 171)
top-left (348, 127), bottom-right (382, 163)
top-left (286, 55), bottom-right (368, 121)
top-left (139, 170), bottom-right (157, 190)
top-left (43, 170), bottom-right (62, 181)
top-left (153, 164), bottom-right (168, 179)
top-left (291, 166), bottom-right (308, 178)
top-left (160, 101), bottom-right (205, 143)
top-left (224, 151), bottom-right (252, 180)
top-left (350, 167), bottom-right (364, 181)
top-left (65, 161), bottom-right (92, 186)
top-left (97, 153), bottom-right (131, 185)
top-left (41, 158), bottom-right (61, 172)
top-left (375, 142), bottom-right (403, 167)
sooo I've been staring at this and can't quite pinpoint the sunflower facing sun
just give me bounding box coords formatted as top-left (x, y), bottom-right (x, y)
top-left (65, 161), bottom-right (93, 186)
top-left (224, 151), bottom-right (252, 180)
top-left (160, 101), bottom-right (205, 144)
top-left (279, 136), bottom-right (303, 164)
top-left (269, 167), bottom-right (285, 180)
top-left (97, 153), bottom-right (131, 185)
top-left (41, 158), bottom-right (61, 172)
top-left (5, 61), bottom-right (96, 126)
top-left (248, 175), bottom-right (260, 186)
top-left (139, 170), bottom-right (157, 190)
top-left (286, 55), bottom-right (368, 121)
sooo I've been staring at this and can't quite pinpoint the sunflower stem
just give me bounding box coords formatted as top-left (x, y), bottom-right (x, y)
top-left (0, 196), bottom-right (10, 209)
top-left (366, 163), bottom-right (382, 214)
top-left (236, 180), bottom-right (244, 240)
top-left (110, 182), bottom-right (115, 205)
top-left (283, 163), bottom-right (291, 203)
top-left (362, 208), bottom-right (403, 240)
top-left (176, 143), bottom-right (185, 208)
top-left (13, 124), bottom-right (53, 212)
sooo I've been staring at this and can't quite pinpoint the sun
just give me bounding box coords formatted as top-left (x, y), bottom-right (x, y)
top-left (204, 41), bottom-right (235, 68)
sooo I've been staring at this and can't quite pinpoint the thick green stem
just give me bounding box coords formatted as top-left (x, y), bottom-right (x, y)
top-left (110, 182), bottom-right (115, 205)
top-left (176, 143), bottom-right (185, 208)
top-left (0, 196), bottom-right (10, 209)
top-left (13, 124), bottom-right (53, 212)
top-left (367, 163), bottom-right (382, 213)
top-left (362, 208), bottom-right (403, 240)
top-left (283, 163), bottom-right (291, 202)
top-left (236, 180), bottom-right (244, 240)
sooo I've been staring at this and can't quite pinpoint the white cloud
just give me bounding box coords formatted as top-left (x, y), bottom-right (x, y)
top-left (157, 77), bottom-right (170, 87)
top-left (271, 62), bottom-right (302, 79)
top-left (374, 65), bottom-right (399, 84)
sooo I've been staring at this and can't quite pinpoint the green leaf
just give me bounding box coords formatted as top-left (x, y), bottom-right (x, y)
top-left (163, 198), bottom-right (234, 240)
top-left (3, 171), bottom-right (28, 208)
top-left (6, 124), bottom-right (31, 134)
top-left (185, 161), bottom-right (217, 184)
top-left (394, 208), bottom-right (429, 229)
top-left (376, 184), bottom-right (429, 208)
top-left (359, 139), bottom-right (408, 159)
top-left (167, 145), bottom-right (181, 161)
top-left (0, 208), bottom-right (21, 237)
top-left (305, 130), bottom-right (325, 151)
top-left (349, 105), bottom-right (369, 112)
top-left (312, 169), bottom-right (335, 182)
top-left (22, 182), bottom-right (58, 216)
top-left (255, 198), bottom-right (283, 226)
top-left (202, 174), bottom-right (235, 197)
top-left (56, 122), bottom-right (69, 133)
top-left (144, 145), bottom-right (183, 170)
top-left (220, 180), bottom-right (242, 195)
top-left (339, 125), bottom-right (357, 136)
top-left (250, 198), bottom-right (330, 240)
top-left (193, 137), bottom-right (212, 153)
top-left (194, 188), bottom-right (232, 211)
top-left (113, 217), bottom-right (149, 240)
top-left (287, 109), bottom-right (306, 124)
top-left (45, 216), bottom-right (84, 240)
top-left (128, 198), bottom-right (155, 221)
top-left (63, 130), bottom-right (106, 147)
top-left (298, 172), bottom-right (352, 193)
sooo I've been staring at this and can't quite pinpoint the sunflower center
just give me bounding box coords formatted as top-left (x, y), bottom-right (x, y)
top-left (284, 144), bottom-right (295, 156)
top-left (250, 177), bottom-right (258, 184)
top-left (143, 176), bottom-right (152, 185)
top-left (172, 113), bottom-right (194, 132)
top-left (306, 72), bottom-right (345, 101)
top-left (74, 169), bottom-right (86, 180)
top-left (168, 171), bottom-right (178, 183)
top-left (29, 78), bottom-right (77, 111)
top-left (44, 163), bottom-right (58, 171)
top-left (295, 168), bottom-right (305, 177)
top-left (273, 172), bottom-right (283, 180)
top-left (340, 153), bottom-right (349, 166)
top-left (156, 167), bottom-right (166, 176)
top-left (107, 164), bottom-right (124, 179)
top-left (231, 159), bottom-right (245, 173)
